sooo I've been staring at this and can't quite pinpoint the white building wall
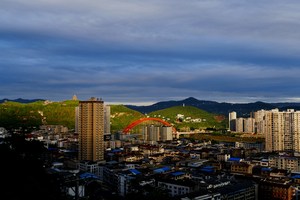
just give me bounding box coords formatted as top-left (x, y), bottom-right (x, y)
top-left (236, 118), bottom-right (244, 133)
top-left (244, 118), bottom-right (255, 133)
top-left (161, 126), bottom-right (173, 141)
top-left (229, 112), bottom-right (237, 131)
top-left (265, 109), bottom-right (300, 152)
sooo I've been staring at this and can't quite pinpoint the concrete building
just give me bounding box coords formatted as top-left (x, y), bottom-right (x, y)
top-left (78, 97), bottom-right (105, 162)
top-left (104, 105), bottom-right (111, 134)
top-left (265, 109), bottom-right (300, 152)
top-left (244, 117), bottom-right (255, 133)
top-left (269, 156), bottom-right (300, 172)
top-left (229, 111), bottom-right (237, 131)
top-left (143, 125), bottom-right (172, 142)
top-left (160, 126), bottom-right (173, 141)
top-left (157, 178), bottom-right (196, 197)
top-left (258, 178), bottom-right (295, 200)
top-left (149, 125), bottom-right (160, 141)
top-left (254, 109), bottom-right (266, 134)
top-left (236, 118), bottom-right (244, 133)
top-left (231, 162), bottom-right (253, 175)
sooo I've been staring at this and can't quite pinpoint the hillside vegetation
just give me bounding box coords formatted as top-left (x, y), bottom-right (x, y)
top-left (148, 106), bottom-right (226, 132)
top-left (110, 105), bottom-right (145, 132)
top-left (0, 100), bottom-right (78, 130)
top-left (0, 100), bottom-right (144, 133)
top-left (0, 101), bottom-right (226, 133)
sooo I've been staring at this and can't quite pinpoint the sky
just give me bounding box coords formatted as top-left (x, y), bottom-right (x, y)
top-left (1, 0), bottom-right (300, 105)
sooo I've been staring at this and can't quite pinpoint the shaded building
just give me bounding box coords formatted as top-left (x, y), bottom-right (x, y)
top-left (258, 178), bottom-right (295, 200)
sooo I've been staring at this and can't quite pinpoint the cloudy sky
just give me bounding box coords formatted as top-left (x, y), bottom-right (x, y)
top-left (1, 0), bottom-right (300, 105)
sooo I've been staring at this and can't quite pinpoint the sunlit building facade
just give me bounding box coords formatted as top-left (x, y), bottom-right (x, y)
top-left (78, 97), bottom-right (104, 161)
top-left (265, 109), bottom-right (300, 152)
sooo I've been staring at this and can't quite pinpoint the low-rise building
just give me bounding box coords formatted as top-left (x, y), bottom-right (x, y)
top-left (231, 162), bottom-right (253, 175)
top-left (269, 156), bottom-right (300, 172)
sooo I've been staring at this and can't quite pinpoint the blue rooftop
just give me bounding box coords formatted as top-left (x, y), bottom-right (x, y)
top-left (261, 167), bottom-right (272, 172)
top-left (292, 175), bottom-right (300, 179)
top-left (153, 166), bottom-right (171, 174)
top-left (129, 169), bottom-right (141, 175)
top-left (48, 147), bottom-right (57, 151)
top-left (171, 171), bottom-right (185, 176)
top-left (200, 168), bottom-right (214, 173)
top-left (201, 166), bottom-right (214, 169)
top-left (228, 157), bottom-right (242, 162)
top-left (200, 166), bottom-right (214, 173)
top-left (111, 149), bottom-right (123, 153)
top-left (80, 172), bottom-right (98, 179)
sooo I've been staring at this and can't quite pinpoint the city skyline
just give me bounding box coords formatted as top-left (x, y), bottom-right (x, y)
top-left (1, 1), bottom-right (300, 105)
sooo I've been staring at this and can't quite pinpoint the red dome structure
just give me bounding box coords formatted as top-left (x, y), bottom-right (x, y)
top-left (122, 117), bottom-right (176, 134)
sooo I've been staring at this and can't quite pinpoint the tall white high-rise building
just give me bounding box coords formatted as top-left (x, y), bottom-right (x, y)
top-left (161, 126), bottom-right (173, 141)
top-left (104, 105), bottom-right (111, 134)
top-left (149, 125), bottom-right (160, 141)
top-left (143, 125), bottom-right (160, 141)
top-left (265, 109), bottom-right (300, 152)
top-left (229, 111), bottom-right (237, 131)
top-left (236, 118), bottom-right (244, 133)
top-left (254, 109), bottom-right (266, 134)
top-left (244, 117), bottom-right (255, 133)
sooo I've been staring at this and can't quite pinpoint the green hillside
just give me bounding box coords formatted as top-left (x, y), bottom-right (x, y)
top-left (148, 106), bottom-right (226, 131)
top-left (0, 100), bottom-right (145, 133)
top-left (0, 101), bottom-right (225, 133)
top-left (42, 100), bottom-right (79, 128)
top-left (110, 105), bottom-right (145, 132)
top-left (0, 100), bottom-right (79, 130)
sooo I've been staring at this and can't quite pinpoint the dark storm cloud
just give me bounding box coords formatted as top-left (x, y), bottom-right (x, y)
top-left (1, 0), bottom-right (300, 104)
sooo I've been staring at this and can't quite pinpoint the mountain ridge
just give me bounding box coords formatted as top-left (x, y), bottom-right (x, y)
top-left (2, 97), bottom-right (300, 117)
top-left (126, 97), bottom-right (300, 116)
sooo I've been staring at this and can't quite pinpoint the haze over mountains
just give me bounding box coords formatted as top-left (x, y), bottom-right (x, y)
top-left (1, 97), bottom-right (300, 117)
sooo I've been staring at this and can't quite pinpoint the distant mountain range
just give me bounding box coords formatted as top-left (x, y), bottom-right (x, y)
top-left (2, 97), bottom-right (300, 117)
top-left (126, 97), bottom-right (300, 117)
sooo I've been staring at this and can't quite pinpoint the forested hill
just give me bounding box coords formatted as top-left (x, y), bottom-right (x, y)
top-left (0, 100), bottom-right (226, 132)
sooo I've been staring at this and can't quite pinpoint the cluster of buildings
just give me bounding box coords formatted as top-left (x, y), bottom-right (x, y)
top-left (9, 97), bottom-right (300, 199)
top-left (142, 125), bottom-right (173, 142)
top-left (51, 136), bottom-right (300, 200)
top-left (229, 108), bottom-right (300, 152)
top-left (75, 97), bottom-right (175, 162)
top-left (176, 113), bottom-right (206, 123)
top-left (35, 98), bottom-right (300, 199)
